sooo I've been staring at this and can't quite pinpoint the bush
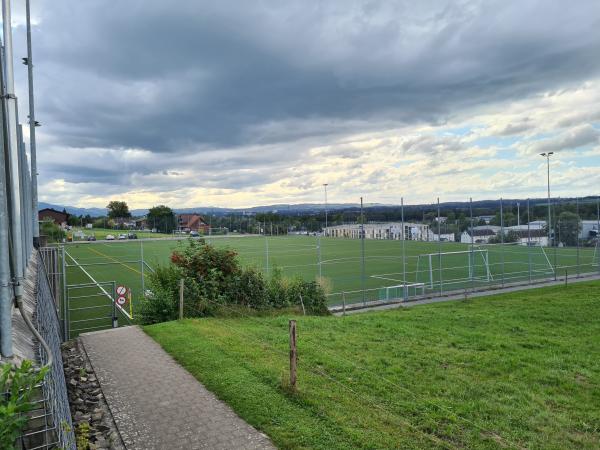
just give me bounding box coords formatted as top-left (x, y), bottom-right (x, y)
top-left (39, 220), bottom-right (65, 243)
top-left (139, 239), bottom-right (329, 324)
top-left (138, 265), bottom-right (182, 324)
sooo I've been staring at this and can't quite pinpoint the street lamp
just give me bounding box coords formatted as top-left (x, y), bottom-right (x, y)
top-left (540, 152), bottom-right (554, 246)
top-left (323, 183), bottom-right (329, 233)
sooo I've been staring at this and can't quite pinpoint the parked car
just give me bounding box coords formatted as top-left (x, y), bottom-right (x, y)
top-left (87, 235), bottom-right (97, 241)
top-left (190, 230), bottom-right (199, 237)
top-left (127, 233), bottom-right (138, 239)
top-left (106, 234), bottom-right (115, 241)
top-left (118, 234), bottom-right (127, 240)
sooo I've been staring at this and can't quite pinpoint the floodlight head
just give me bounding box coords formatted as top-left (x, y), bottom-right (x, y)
top-left (548, 152), bottom-right (554, 156)
top-left (22, 57), bottom-right (28, 65)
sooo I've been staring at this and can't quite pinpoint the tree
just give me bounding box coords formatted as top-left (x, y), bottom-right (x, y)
top-left (106, 201), bottom-right (131, 219)
top-left (555, 211), bottom-right (581, 247)
top-left (147, 205), bottom-right (176, 233)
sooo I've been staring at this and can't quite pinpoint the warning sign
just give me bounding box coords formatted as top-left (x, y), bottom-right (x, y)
top-left (117, 296), bottom-right (127, 306)
top-left (116, 285), bottom-right (127, 296)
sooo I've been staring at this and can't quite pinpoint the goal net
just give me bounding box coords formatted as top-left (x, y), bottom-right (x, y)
top-left (416, 249), bottom-right (492, 290)
top-left (378, 283), bottom-right (426, 301)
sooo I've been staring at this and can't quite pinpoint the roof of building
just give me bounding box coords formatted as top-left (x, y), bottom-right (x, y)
top-left (179, 213), bottom-right (208, 228)
top-left (464, 228), bottom-right (498, 237)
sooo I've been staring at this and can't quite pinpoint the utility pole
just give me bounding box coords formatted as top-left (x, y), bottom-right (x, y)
top-left (25, 0), bottom-right (39, 247)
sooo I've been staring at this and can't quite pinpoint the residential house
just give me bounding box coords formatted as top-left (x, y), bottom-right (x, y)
top-left (178, 213), bottom-right (209, 233)
top-left (460, 226), bottom-right (501, 244)
top-left (38, 208), bottom-right (69, 227)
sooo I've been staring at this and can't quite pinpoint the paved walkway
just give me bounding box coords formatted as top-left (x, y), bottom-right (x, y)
top-left (80, 326), bottom-right (275, 450)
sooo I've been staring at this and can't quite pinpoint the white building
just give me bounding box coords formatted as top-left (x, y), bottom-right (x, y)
top-left (460, 226), bottom-right (501, 244)
top-left (324, 222), bottom-right (431, 240)
top-left (580, 220), bottom-right (599, 239)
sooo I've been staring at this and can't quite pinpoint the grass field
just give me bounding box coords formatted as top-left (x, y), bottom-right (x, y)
top-left (63, 235), bottom-right (599, 306)
top-left (58, 235), bottom-right (599, 337)
top-left (145, 281), bottom-right (600, 449)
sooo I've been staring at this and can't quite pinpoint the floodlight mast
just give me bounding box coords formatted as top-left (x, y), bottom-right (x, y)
top-left (540, 152), bottom-right (554, 247)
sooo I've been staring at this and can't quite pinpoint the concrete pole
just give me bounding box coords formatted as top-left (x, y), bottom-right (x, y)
top-left (25, 0), bottom-right (39, 246)
top-left (3, 0), bottom-right (25, 282)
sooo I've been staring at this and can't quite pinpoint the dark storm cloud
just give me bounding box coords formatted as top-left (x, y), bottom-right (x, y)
top-left (11, 0), bottom-right (600, 193)
top-left (27, 1), bottom-right (600, 145)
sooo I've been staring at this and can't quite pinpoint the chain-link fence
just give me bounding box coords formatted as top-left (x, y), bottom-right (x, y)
top-left (34, 252), bottom-right (76, 449)
top-left (321, 196), bottom-right (600, 308)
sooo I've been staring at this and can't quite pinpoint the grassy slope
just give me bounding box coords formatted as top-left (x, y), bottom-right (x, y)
top-left (146, 281), bottom-right (600, 449)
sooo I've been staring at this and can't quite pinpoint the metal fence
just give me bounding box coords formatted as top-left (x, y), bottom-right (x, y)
top-left (319, 196), bottom-right (600, 308)
top-left (33, 252), bottom-right (76, 449)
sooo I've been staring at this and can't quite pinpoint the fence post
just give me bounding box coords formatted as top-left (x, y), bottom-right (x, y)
top-left (179, 278), bottom-right (184, 320)
top-left (342, 292), bottom-right (346, 316)
top-left (565, 269), bottom-right (568, 287)
top-left (140, 239), bottom-right (145, 295)
top-left (360, 197), bottom-right (366, 306)
top-left (61, 245), bottom-right (68, 340)
top-left (112, 281), bottom-right (118, 328)
top-left (289, 319), bottom-right (297, 390)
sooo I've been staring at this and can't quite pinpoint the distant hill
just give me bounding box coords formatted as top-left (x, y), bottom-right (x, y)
top-left (39, 202), bottom-right (386, 217)
top-left (39, 197), bottom-right (596, 218)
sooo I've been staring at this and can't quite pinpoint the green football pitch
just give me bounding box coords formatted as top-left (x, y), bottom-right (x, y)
top-left (61, 235), bottom-right (599, 328)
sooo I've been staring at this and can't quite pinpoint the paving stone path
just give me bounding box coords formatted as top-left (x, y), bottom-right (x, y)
top-left (80, 326), bottom-right (275, 450)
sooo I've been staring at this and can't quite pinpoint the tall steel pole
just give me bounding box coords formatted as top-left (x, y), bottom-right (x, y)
top-left (0, 89), bottom-right (12, 357)
top-left (540, 152), bottom-right (553, 247)
top-left (3, 0), bottom-right (25, 281)
top-left (323, 183), bottom-right (328, 232)
top-left (25, 0), bottom-right (39, 246)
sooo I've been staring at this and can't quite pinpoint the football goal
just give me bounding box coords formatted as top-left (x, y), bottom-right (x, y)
top-left (416, 249), bottom-right (492, 290)
top-left (378, 283), bottom-right (426, 301)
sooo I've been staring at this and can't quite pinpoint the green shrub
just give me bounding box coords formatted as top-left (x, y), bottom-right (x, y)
top-left (0, 360), bottom-right (47, 450)
top-left (139, 239), bottom-right (329, 324)
top-left (39, 220), bottom-right (65, 243)
top-left (138, 265), bottom-right (182, 324)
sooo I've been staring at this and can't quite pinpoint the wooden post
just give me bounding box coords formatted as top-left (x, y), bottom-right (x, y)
top-left (289, 320), bottom-right (297, 389)
top-left (342, 292), bottom-right (346, 316)
top-left (564, 269), bottom-right (568, 287)
top-left (179, 279), bottom-right (184, 320)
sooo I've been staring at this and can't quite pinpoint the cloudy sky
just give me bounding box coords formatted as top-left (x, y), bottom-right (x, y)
top-left (8, 0), bottom-right (600, 208)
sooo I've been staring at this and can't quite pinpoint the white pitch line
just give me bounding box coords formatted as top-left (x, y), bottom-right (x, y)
top-left (65, 250), bottom-right (133, 321)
